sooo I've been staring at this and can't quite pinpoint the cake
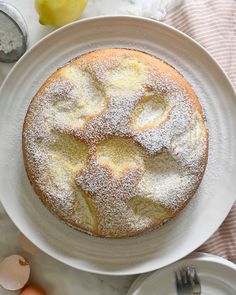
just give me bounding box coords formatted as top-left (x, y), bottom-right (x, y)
top-left (22, 48), bottom-right (208, 238)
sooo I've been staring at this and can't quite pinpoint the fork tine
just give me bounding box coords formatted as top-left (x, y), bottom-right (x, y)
top-left (187, 266), bottom-right (194, 280)
top-left (185, 267), bottom-right (192, 285)
top-left (187, 266), bottom-right (199, 283)
top-left (192, 267), bottom-right (201, 290)
top-left (180, 268), bottom-right (186, 285)
top-left (180, 267), bottom-right (191, 285)
top-left (188, 266), bottom-right (201, 294)
top-left (175, 271), bottom-right (182, 288)
top-left (193, 268), bottom-right (200, 283)
top-left (175, 270), bottom-right (184, 295)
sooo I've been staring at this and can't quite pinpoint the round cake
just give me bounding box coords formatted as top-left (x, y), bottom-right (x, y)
top-left (22, 48), bottom-right (208, 238)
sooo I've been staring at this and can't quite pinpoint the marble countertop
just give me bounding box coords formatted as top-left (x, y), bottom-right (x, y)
top-left (0, 202), bottom-right (136, 295)
top-left (0, 0), bottom-right (177, 294)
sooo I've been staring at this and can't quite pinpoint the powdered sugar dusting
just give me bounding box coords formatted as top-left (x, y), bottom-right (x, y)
top-left (23, 49), bottom-right (208, 237)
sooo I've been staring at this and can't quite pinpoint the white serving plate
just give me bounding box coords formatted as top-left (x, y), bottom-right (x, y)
top-left (127, 252), bottom-right (236, 295)
top-left (0, 16), bottom-right (236, 275)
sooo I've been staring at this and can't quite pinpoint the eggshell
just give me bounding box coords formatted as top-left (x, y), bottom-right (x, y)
top-left (0, 254), bottom-right (30, 290)
top-left (20, 284), bottom-right (46, 295)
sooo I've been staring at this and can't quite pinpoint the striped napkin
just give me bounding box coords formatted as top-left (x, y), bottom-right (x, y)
top-left (162, 0), bottom-right (236, 262)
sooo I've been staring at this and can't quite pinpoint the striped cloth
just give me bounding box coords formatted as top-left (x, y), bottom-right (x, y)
top-left (163, 0), bottom-right (236, 262)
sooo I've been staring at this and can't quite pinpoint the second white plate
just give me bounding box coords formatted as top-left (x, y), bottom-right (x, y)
top-left (127, 253), bottom-right (236, 295)
top-left (0, 16), bottom-right (236, 275)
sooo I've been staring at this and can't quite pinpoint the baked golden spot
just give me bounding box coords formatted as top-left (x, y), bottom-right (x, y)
top-left (47, 132), bottom-right (88, 187)
top-left (106, 58), bottom-right (147, 96)
top-left (53, 67), bottom-right (107, 128)
top-left (96, 137), bottom-right (145, 177)
top-left (129, 197), bottom-right (172, 223)
top-left (73, 189), bottom-right (98, 231)
top-left (138, 152), bottom-right (183, 198)
top-left (131, 92), bottom-right (170, 130)
top-left (191, 112), bottom-right (206, 145)
top-left (171, 112), bottom-right (206, 153)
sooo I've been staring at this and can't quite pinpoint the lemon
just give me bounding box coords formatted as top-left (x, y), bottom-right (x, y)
top-left (35, 0), bottom-right (88, 27)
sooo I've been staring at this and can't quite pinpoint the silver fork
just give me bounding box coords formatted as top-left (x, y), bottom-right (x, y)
top-left (175, 266), bottom-right (201, 295)
top-left (187, 266), bottom-right (201, 295)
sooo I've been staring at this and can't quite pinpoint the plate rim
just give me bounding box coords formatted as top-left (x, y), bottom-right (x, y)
top-left (1, 15), bottom-right (235, 96)
top-left (0, 15), bottom-right (236, 275)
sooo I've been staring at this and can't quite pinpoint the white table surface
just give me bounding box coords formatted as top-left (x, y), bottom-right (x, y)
top-left (0, 0), bottom-right (177, 294)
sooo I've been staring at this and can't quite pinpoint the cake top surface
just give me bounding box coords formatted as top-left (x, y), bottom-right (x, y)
top-left (23, 48), bottom-right (208, 237)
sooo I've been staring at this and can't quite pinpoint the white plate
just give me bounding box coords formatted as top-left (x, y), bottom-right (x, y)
top-left (0, 16), bottom-right (236, 275)
top-left (127, 252), bottom-right (236, 295)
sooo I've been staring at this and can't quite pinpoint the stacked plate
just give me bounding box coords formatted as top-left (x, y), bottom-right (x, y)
top-left (127, 253), bottom-right (236, 295)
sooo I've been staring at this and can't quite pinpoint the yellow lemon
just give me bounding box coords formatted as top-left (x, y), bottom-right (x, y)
top-left (35, 0), bottom-right (88, 27)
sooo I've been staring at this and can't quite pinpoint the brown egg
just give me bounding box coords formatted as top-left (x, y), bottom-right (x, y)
top-left (20, 284), bottom-right (46, 295)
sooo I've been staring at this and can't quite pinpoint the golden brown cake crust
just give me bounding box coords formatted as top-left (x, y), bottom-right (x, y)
top-left (22, 48), bottom-right (208, 238)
